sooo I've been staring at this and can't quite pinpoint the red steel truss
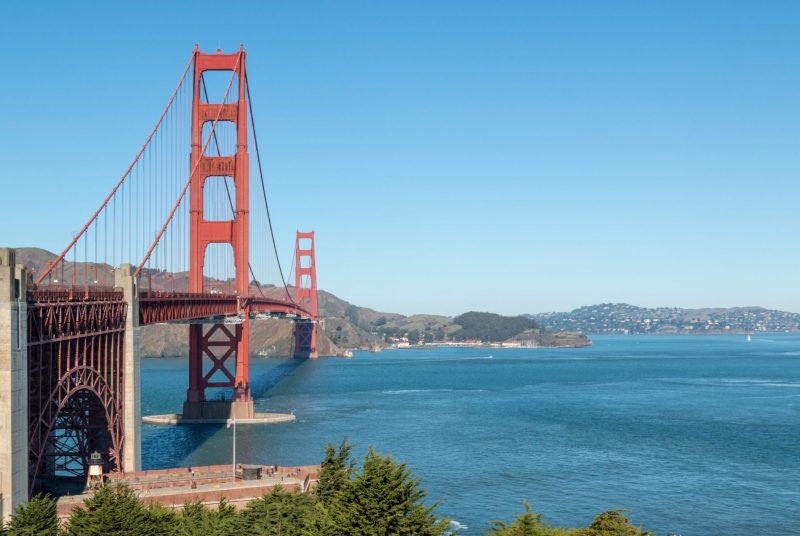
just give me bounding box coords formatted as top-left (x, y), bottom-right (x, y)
top-left (186, 46), bottom-right (253, 410)
top-left (138, 292), bottom-right (312, 325)
top-left (294, 231), bottom-right (318, 357)
top-left (26, 289), bottom-right (126, 493)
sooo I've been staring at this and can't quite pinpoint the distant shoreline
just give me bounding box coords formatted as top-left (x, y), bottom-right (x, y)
top-left (571, 331), bottom-right (794, 336)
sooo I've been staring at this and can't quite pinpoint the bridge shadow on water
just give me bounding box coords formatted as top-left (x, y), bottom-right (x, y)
top-left (248, 356), bottom-right (309, 400)
top-left (142, 357), bottom-right (310, 469)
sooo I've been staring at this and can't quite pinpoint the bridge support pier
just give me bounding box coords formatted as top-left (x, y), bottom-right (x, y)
top-left (293, 321), bottom-right (318, 359)
top-left (0, 249), bottom-right (28, 522)
top-left (115, 264), bottom-right (141, 472)
top-left (182, 321), bottom-right (254, 421)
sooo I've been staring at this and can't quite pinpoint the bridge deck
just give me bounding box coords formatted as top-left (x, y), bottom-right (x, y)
top-left (28, 287), bottom-right (312, 326)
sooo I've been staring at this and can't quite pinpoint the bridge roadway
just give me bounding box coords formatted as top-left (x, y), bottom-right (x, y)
top-left (1, 256), bottom-right (317, 522)
top-left (26, 288), bottom-right (313, 327)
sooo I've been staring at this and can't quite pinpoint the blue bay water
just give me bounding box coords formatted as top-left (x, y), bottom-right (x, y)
top-left (141, 334), bottom-right (800, 535)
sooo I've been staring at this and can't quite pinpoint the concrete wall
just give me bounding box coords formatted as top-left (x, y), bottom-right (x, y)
top-left (0, 248), bottom-right (28, 522)
top-left (115, 264), bottom-right (141, 472)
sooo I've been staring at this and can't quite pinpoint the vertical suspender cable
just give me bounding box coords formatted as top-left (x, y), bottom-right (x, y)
top-left (200, 75), bottom-right (266, 297)
top-left (245, 75), bottom-right (294, 304)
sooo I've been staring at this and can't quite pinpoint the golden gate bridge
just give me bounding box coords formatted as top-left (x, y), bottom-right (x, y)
top-left (0, 45), bottom-right (319, 516)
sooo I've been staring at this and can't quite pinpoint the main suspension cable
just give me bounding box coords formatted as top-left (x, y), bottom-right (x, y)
top-left (36, 52), bottom-right (194, 286)
top-left (245, 74), bottom-right (295, 304)
top-left (136, 52), bottom-right (242, 278)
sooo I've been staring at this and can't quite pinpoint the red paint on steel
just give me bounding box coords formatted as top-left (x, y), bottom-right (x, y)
top-left (23, 46), bottom-right (324, 500)
top-left (27, 289), bottom-right (126, 494)
top-left (135, 48), bottom-right (242, 278)
top-left (294, 231), bottom-right (318, 356)
top-left (187, 46), bottom-right (252, 406)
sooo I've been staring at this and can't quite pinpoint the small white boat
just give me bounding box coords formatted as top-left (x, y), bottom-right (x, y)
top-left (747, 334), bottom-right (752, 342)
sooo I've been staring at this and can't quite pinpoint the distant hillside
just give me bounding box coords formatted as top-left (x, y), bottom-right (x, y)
top-left (323, 305), bottom-right (589, 348)
top-left (451, 312), bottom-right (538, 342)
top-left (13, 247), bottom-right (591, 355)
top-left (532, 303), bottom-right (800, 334)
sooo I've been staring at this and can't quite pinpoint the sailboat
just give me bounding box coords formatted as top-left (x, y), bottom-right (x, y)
top-left (747, 334), bottom-right (752, 342)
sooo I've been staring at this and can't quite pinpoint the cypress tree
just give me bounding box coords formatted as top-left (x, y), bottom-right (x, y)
top-left (65, 484), bottom-right (172, 536)
top-left (580, 510), bottom-right (652, 536)
top-left (146, 502), bottom-right (179, 533)
top-left (488, 501), bottom-right (559, 536)
top-left (175, 498), bottom-right (239, 536)
top-left (316, 439), bottom-right (354, 507)
top-left (236, 486), bottom-right (316, 535)
top-left (6, 494), bottom-right (59, 536)
top-left (334, 446), bottom-right (449, 536)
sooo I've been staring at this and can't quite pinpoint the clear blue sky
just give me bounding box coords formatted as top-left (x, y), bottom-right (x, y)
top-left (2, 1), bottom-right (799, 316)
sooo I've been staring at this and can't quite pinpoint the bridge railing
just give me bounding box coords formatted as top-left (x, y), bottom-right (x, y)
top-left (137, 290), bottom-right (313, 325)
top-left (28, 286), bottom-right (123, 303)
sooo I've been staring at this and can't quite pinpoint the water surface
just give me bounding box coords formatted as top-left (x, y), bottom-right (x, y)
top-left (141, 334), bottom-right (800, 534)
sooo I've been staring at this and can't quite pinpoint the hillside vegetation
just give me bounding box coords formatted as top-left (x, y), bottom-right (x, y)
top-left (451, 311), bottom-right (538, 342)
top-left (532, 302), bottom-right (800, 334)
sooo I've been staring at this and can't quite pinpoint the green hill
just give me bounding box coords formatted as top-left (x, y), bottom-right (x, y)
top-left (451, 311), bottom-right (538, 342)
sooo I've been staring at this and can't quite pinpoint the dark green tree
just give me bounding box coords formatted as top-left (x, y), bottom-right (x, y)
top-left (488, 502), bottom-right (557, 536)
top-left (173, 498), bottom-right (241, 536)
top-left (316, 439), bottom-right (354, 507)
top-left (579, 510), bottom-right (651, 536)
top-left (6, 494), bottom-right (58, 536)
top-left (65, 484), bottom-right (172, 536)
top-left (236, 486), bottom-right (316, 535)
top-left (406, 330), bottom-right (421, 344)
top-left (452, 312), bottom-right (537, 342)
top-left (145, 503), bottom-right (179, 533)
top-left (333, 446), bottom-right (450, 536)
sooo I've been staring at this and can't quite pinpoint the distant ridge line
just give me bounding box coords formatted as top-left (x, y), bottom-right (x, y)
top-left (529, 303), bottom-right (800, 334)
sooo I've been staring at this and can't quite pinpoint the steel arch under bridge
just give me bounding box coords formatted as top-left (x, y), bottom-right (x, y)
top-left (23, 286), bottom-right (315, 493)
top-left (26, 288), bottom-right (126, 493)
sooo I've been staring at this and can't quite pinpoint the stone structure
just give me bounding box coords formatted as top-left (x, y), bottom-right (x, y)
top-left (115, 264), bottom-right (141, 472)
top-left (0, 249), bottom-right (28, 522)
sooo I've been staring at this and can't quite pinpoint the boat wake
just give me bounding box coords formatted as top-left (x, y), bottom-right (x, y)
top-left (448, 519), bottom-right (468, 533)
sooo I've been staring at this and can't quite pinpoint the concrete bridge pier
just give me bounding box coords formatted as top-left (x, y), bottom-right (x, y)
top-left (0, 249), bottom-right (28, 522)
top-left (115, 264), bottom-right (141, 472)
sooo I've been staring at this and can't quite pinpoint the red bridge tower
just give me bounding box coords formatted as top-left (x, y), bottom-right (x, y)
top-left (183, 46), bottom-right (253, 419)
top-left (294, 231), bottom-right (318, 358)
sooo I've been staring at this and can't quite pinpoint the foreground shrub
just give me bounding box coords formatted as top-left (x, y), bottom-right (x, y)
top-left (579, 510), bottom-right (652, 536)
top-left (65, 484), bottom-right (173, 535)
top-left (5, 494), bottom-right (58, 536)
top-left (236, 487), bottom-right (317, 535)
top-left (490, 503), bottom-right (653, 536)
top-left (4, 441), bottom-right (654, 536)
top-left (326, 445), bottom-right (450, 536)
top-left (488, 501), bottom-right (562, 536)
top-left (174, 498), bottom-right (239, 536)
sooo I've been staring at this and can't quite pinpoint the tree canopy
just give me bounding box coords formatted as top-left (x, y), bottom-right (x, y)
top-left (452, 311), bottom-right (538, 342)
top-left (489, 503), bottom-right (653, 536)
top-left (5, 494), bottom-right (58, 536)
top-left (4, 444), bottom-right (653, 536)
